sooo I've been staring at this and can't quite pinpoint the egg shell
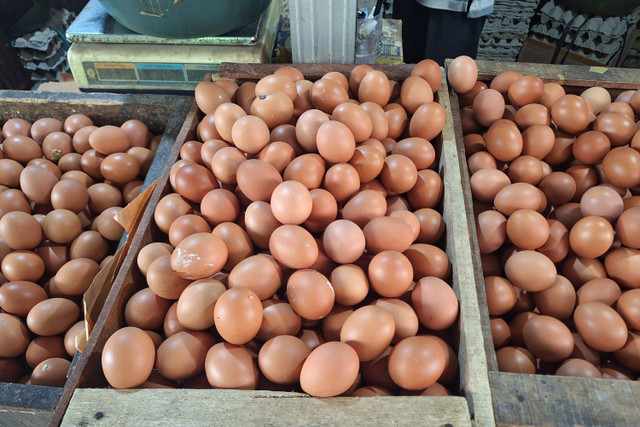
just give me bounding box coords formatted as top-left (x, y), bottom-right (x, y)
top-left (475, 210), bottom-right (507, 254)
top-left (31, 357), bottom-right (71, 387)
top-left (551, 95), bottom-right (592, 135)
top-left (506, 209), bottom-right (549, 250)
top-left (205, 342), bottom-right (259, 389)
top-left (270, 181), bottom-right (312, 225)
top-left (409, 102), bottom-right (446, 142)
top-left (259, 335), bottom-right (310, 385)
top-left (146, 255), bottom-right (191, 300)
top-left (102, 327), bottom-right (155, 388)
top-left (214, 288), bottom-right (263, 345)
top-left (300, 341), bottom-right (360, 397)
top-left (447, 56), bottom-right (478, 94)
top-left (250, 91), bottom-right (294, 129)
top-left (574, 301), bottom-right (628, 352)
top-left (522, 315), bottom-right (574, 362)
top-left (388, 335), bottom-right (446, 390)
top-left (257, 301), bottom-right (302, 341)
top-left (286, 269), bottom-right (334, 320)
top-left (504, 250), bottom-right (556, 292)
top-left (26, 298), bottom-right (79, 336)
top-left (0, 211), bottom-right (42, 250)
top-left (323, 163), bottom-right (360, 203)
top-left (496, 346), bottom-right (536, 374)
top-left (124, 288), bottom-right (172, 331)
top-left (156, 331), bottom-right (216, 381)
top-left (0, 313), bottom-right (30, 357)
top-left (3, 135), bottom-right (42, 164)
top-left (171, 233), bottom-right (227, 280)
top-left (53, 258), bottom-right (101, 296)
top-left (411, 277), bottom-right (458, 330)
top-left (617, 289), bottom-right (640, 330)
top-left (2, 250), bottom-right (45, 283)
top-left (25, 335), bottom-right (68, 370)
top-left (614, 332), bottom-right (640, 372)
top-left (473, 89), bottom-right (505, 127)
top-left (322, 220), bottom-right (365, 264)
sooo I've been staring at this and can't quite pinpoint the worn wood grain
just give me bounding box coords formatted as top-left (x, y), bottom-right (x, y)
top-left (218, 62), bottom-right (414, 81)
top-left (62, 389), bottom-right (471, 427)
top-left (474, 60), bottom-right (640, 89)
top-left (490, 372), bottom-right (640, 426)
top-left (0, 409), bottom-right (53, 427)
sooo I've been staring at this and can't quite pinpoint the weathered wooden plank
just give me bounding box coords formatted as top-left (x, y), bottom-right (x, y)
top-left (62, 389), bottom-right (471, 427)
top-left (0, 409), bottom-right (53, 427)
top-left (474, 60), bottom-right (640, 89)
top-left (490, 372), bottom-right (640, 426)
top-left (438, 82), bottom-right (495, 427)
top-left (218, 62), bottom-right (414, 81)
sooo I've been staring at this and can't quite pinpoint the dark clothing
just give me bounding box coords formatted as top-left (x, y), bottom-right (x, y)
top-left (393, 0), bottom-right (487, 65)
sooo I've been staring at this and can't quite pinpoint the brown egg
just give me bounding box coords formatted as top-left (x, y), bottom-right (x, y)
top-left (20, 164), bottom-right (58, 205)
top-left (522, 315), bottom-right (574, 362)
top-left (89, 125), bottom-right (131, 155)
top-left (2, 136), bottom-right (41, 165)
top-left (602, 147), bottom-right (640, 189)
top-left (494, 183), bottom-right (546, 216)
top-left (286, 269), bottom-right (334, 320)
top-left (475, 210), bottom-right (507, 254)
top-left (0, 211), bottom-right (42, 250)
top-left (257, 300), bottom-right (302, 341)
top-left (250, 91), bottom-right (294, 129)
top-left (292, 80), bottom-right (314, 116)
top-left (533, 275), bottom-right (576, 320)
top-left (26, 335), bottom-right (67, 369)
top-left (170, 232), bottom-right (227, 280)
top-left (146, 255), bottom-right (191, 300)
top-left (323, 163), bottom-right (360, 203)
top-left (594, 112), bottom-right (636, 147)
top-left (537, 219), bottom-right (569, 263)
top-left (173, 163), bottom-right (218, 203)
top-left (400, 76), bottom-right (433, 114)
top-left (574, 301), bottom-right (628, 352)
top-left (569, 216), bottom-right (614, 259)
top-left (30, 357), bottom-right (71, 387)
top-left (310, 79), bottom-right (349, 114)
top-left (26, 298), bottom-right (79, 336)
top-left (366, 250), bottom-right (412, 298)
top-left (259, 335), bottom-right (310, 384)
top-left (521, 124), bottom-right (555, 160)
top-left (616, 207), bottom-right (640, 248)
top-left (102, 327), bottom-right (155, 388)
top-left (362, 216), bottom-right (414, 255)
top-left (213, 103), bottom-right (247, 143)
top-left (320, 219), bottom-right (365, 264)
top-left (212, 222), bottom-right (253, 271)
top-left (205, 342), bottom-right (259, 389)
top-left (0, 313), bottom-right (30, 357)
top-left (447, 55), bottom-right (478, 94)
top-left (412, 276), bottom-right (458, 330)
top-left (2, 118), bottom-right (31, 138)
top-left (506, 209), bottom-right (549, 250)
top-left (485, 119), bottom-right (523, 162)
top-left (580, 185), bottom-right (623, 221)
top-left (555, 358), bottom-right (603, 378)
top-left (199, 189), bottom-right (240, 227)
top-left (298, 341), bottom-right (359, 397)
top-left (551, 95), bottom-right (592, 135)
top-left (614, 332), bottom-right (640, 373)
top-left (384, 103), bottom-right (409, 140)
top-left (469, 169), bottom-right (510, 204)
top-left (195, 82), bottom-right (231, 115)
top-left (508, 76), bottom-right (544, 107)
top-left (156, 331), bottom-right (215, 381)
top-left (484, 276), bottom-right (517, 316)
top-left (321, 305), bottom-right (353, 342)
top-left (360, 102), bottom-right (389, 141)
top-left (617, 289), bottom-right (640, 330)
top-left (43, 209), bottom-right (82, 244)
top-left (100, 153), bottom-right (140, 184)
top-left (0, 280), bottom-right (48, 317)
top-left (504, 250), bottom-right (556, 292)
top-left (358, 70), bottom-right (391, 106)
top-left (409, 102), bottom-right (446, 141)
top-left (315, 120), bottom-right (356, 164)
top-left (213, 287), bottom-right (263, 345)
top-left (411, 59), bottom-right (442, 92)
top-left (54, 258), bottom-right (100, 296)
top-left (2, 250), bottom-right (45, 282)
top-left (340, 305), bottom-right (395, 361)
top-left (257, 141), bottom-right (295, 174)
top-left (496, 346), bottom-right (536, 374)
top-left (87, 183), bottom-right (122, 214)
top-left (120, 119), bottom-right (150, 148)
top-left (283, 154), bottom-right (325, 190)
top-left (538, 172), bottom-right (576, 207)
top-left (472, 88), bottom-right (505, 127)
top-left (388, 335), bottom-right (446, 390)
top-left (123, 287), bottom-right (171, 330)
top-left (604, 247), bottom-right (640, 289)
top-left (41, 131), bottom-right (72, 163)
top-left (491, 317), bottom-right (511, 349)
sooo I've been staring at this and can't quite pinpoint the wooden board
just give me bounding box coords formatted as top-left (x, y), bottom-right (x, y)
top-left (58, 63), bottom-right (494, 426)
top-left (446, 60), bottom-right (640, 426)
top-left (0, 90), bottom-right (194, 427)
top-left (61, 390), bottom-right (471, 427)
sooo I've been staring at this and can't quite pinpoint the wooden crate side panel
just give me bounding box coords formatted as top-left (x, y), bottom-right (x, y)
top-left (438, 83), bottom-right (495, 426)
top-left (490, 372), bottom-right (640, 426)
top-left (61, 390), bottom-right (471, 427)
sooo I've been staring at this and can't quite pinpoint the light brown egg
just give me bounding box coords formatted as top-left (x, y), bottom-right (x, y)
top-left (574, 302), bottom-right (628, 352)
top-left (388, 335), bottom-right (446, 390)
top-left (316, 120), bottom-right (356, 164)
top-left (299, 341), bottom-right (359, 397)
top-left (504, 250), bottom-right (556, 292)
top-left (447, 56), bottom-right (478, 94)
top-left (409, 102), bottom-right (446, 141)
top-left (340, 305), bottom-right (395, 361)
top-left (258, 335), bottom-right (310, 385)
top-left (368, 250), bottom-right (413, 298)
top-left (286, 269), bottom-right (334, 320)
top-left (269, 225), bottom-right (317, 269)
top-left (522, 315), bottom-right (574, 362)
top-left (102, 327), bottom-right (155, 388)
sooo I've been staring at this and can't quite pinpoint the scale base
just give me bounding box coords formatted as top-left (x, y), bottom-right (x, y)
top-left (67, 0), bottom-right (280, 91)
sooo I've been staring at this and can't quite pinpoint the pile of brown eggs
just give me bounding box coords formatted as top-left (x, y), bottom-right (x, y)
top-left (449, 56), bottom-right (640, 379)
top-left (0, 115), bottom-right (159, 386)
top-left (100, 62), bottom-right (462, 398)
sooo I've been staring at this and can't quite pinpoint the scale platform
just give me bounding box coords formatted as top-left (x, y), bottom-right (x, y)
top-left (66, 0), bottom-right (281, 92)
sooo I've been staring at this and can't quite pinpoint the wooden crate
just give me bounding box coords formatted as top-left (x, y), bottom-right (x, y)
top-left (447, 60), bottom-right (640, 426)
top-left (0, 90), bottom-right (193, 426)
top-left (56, 63), bottom-right (494, 426)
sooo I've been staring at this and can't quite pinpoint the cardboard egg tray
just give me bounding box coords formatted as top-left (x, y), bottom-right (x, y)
top-left (0, 90), bottom-right (193, 425)
top-left (52, 63), bottom-right (495, 426)
top-left (447, 60), bottom-right (640, 426)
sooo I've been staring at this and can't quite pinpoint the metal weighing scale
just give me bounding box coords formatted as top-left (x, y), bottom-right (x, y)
top-left (66, 0), bottom-right (281, 92)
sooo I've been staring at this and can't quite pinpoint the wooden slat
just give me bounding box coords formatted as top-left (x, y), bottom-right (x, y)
top-left (490, 372), bottom-right (640, 426)
top-left (0, 409), bottom-right (53, 427)
top-left (61, 389), bottom-right (472, 427)
top-left (474, 60), bottom-right (640, 89)
top-left (218, 62), bottom-right (414, 81)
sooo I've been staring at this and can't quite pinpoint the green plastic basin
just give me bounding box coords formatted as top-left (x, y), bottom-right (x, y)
top-left (97, 0), bottom-right (271, 38)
